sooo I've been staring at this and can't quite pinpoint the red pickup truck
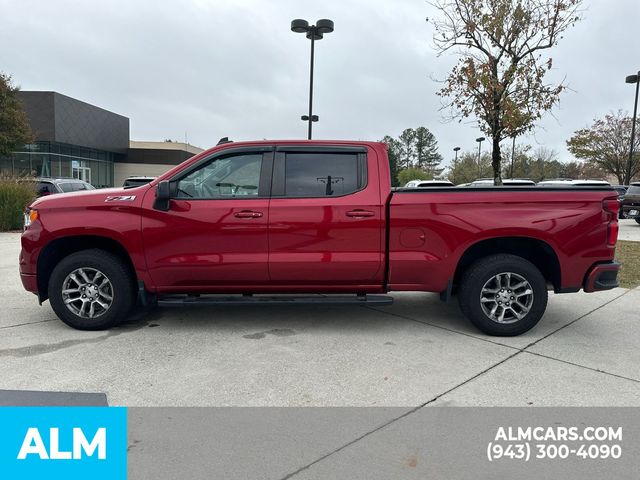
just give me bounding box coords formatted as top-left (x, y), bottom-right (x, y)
top-left (20, 140), bottom-right (621, 336)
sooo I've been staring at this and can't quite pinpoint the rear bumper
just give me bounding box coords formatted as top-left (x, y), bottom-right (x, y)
top-left (622, 204), bottom-right (640, 218)
top-left (583, 261), bottom-right (621, 293)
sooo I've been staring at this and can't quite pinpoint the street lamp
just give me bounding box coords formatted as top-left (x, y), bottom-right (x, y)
top-left (453, 146), bottom-right (460, 163)
top-left (475, 137), bottom-right (485, 176)
top-left (291, 18), bottom-right (334, 140)
top-left (510, 136), bottom-right (516, 179)
top-left (625, 71), bottom-right (639, 185)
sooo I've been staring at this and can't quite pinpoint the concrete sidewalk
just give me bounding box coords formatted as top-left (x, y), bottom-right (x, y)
top-left (619, 218), bottom-right (640, 242)
top-left (1, 231), bottom-right (639, 407)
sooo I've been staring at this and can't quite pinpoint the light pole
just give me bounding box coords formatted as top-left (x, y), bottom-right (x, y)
top-left (291, 19), bottom-right (334, 140)
top-left (453, 146), bottom-right (460, 163)
top-left (476, 137), bottom-right (485, 177)
top-left (510, 136), bottom-right (516, 179)
top-left (625, 71), bottom-right (639, 185)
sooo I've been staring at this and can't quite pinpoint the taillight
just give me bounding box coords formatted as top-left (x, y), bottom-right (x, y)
top-left (603, 197), bottom-right (619, 247)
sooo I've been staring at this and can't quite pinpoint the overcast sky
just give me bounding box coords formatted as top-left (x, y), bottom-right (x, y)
top-left (2, 0), bottom-right (638, 167)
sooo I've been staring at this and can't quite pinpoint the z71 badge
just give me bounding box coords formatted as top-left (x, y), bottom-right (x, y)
top-left (105, 195), bottom-right (136, 202)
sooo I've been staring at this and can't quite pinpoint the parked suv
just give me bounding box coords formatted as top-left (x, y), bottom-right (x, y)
top-left (470, 178), bottom-right (536, 187)
top-left (403, 179), bottom-right (454, 188)
top-left (622, 182), bottom-right (640, 223)
top-left (33, 178), bottom-right (95, 196)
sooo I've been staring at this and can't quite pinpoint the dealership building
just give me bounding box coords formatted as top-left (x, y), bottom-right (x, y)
top-left (0, 91), bottom-right (203, 187)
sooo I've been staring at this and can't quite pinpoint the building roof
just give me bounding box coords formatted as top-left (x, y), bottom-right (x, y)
top-left (129, 141), bottom-right (203, 155)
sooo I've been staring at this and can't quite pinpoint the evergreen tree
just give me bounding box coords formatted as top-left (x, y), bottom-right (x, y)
top-left (382, 135), bottom-right (401, 186)
top-left (398, 128), bottom-right (416, 170)
top-left (414, 126), bottom-right (443, 177)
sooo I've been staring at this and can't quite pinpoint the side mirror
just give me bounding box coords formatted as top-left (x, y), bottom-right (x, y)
top-left (153, 180), bottom-right (171, 211)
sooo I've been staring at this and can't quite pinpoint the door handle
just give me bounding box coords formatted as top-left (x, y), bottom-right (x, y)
top-left (346, 210), bottom-right (375, 218)
top-left (234, 210), bottom-right (263, 218)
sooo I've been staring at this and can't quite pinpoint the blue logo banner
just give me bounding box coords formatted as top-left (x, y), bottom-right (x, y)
top-left (0, 407), bottom-right (127, 480)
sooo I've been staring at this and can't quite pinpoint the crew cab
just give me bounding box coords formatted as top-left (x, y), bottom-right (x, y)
top-left (20, 140), bottom-right (621, 336)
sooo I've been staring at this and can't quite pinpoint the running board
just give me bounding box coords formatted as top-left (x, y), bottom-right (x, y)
top-left (157, 294), bottom-right (393, 307)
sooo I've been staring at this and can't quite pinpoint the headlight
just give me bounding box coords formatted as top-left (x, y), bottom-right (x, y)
top-left (23, 209), bottom-right (38, 229)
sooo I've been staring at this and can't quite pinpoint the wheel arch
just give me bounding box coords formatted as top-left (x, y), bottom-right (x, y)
top-left (452, 236), bottom-right (562, 293)
top-left (37, 235), bottom-right (137, 303)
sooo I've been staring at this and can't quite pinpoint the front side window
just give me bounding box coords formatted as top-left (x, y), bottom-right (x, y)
top-left (284, 153), bottom-right (365, 197)
top-left (176, 153), bottom-right (263, 199)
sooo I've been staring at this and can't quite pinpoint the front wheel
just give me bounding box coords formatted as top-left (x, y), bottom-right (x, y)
top-left (458, 254), bottom-right (548, 336)
top-left (48, 249), bottom-right (135, 330)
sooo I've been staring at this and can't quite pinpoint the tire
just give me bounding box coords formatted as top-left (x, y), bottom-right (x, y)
top-left (458, 254), bottom-right (548, 336)
top-left (48, 249), bottom-right (135, 330)
top-left (636, 218), bottom-right (640, 225)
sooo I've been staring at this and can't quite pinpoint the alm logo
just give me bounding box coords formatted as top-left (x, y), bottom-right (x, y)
top-left (17, 427), bottom-right (107, 460)
top-left (0, 407), bottom-right (126, 480)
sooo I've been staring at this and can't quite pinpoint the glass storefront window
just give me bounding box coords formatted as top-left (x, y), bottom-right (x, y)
top-left (3, 141), bottom-right (116, 187)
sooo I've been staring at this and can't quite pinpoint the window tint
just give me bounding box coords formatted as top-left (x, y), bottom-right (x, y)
top-left (284, 153), bottom-right (365, 197)
top-left (176, 153), bottom-right (263, 199)
top-left (37, 182), bottom-right (55, 195)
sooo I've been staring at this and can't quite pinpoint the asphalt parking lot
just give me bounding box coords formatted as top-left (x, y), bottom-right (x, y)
top-left (1, 220), bottom-right (639, 407)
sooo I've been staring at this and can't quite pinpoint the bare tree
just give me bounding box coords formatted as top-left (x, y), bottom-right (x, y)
top-left (429, 0), bottom-right (582, 184)
top-left (567, 110), bottom-right (640, 185)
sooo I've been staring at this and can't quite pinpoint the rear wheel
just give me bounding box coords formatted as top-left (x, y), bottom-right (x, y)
top-left (458, 254), bottom-right (548, 336)
top-left (49, 249), bottom-right (135, 330)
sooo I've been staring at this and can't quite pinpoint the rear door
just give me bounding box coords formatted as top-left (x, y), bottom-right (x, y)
top-left (268, 146), bottom-right (384, 285)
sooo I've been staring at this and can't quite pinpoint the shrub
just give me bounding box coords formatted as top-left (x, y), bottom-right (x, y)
top-left (0, 178), bottom-right (36, 231)
top-left (397, 168), bottom-right (432, 187)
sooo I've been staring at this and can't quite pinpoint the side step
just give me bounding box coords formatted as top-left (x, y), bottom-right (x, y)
top-left (157, 294), bottom-right (393, 307)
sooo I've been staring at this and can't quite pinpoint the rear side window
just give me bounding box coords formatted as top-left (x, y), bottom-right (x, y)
top-left (58, 182), bottom-right (90, 192)
top-left (283, 153), bottom-right (366, 197)
top-left (36, 182), bottom-right (55, 195)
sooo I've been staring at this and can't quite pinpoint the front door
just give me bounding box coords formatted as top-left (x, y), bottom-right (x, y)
top-left (268, 148), bottom-right (384, 286)
top-left (141, 148), bottom-right (272, 289)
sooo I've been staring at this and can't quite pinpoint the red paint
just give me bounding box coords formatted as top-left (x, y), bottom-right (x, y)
top-left (20, 140), bottom-right (619, 299)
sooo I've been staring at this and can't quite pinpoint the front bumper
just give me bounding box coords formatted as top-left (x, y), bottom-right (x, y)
top-left (583, 261), bottom-right (621, 292)
top-left (20, 272), bottom-right (38, 295)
